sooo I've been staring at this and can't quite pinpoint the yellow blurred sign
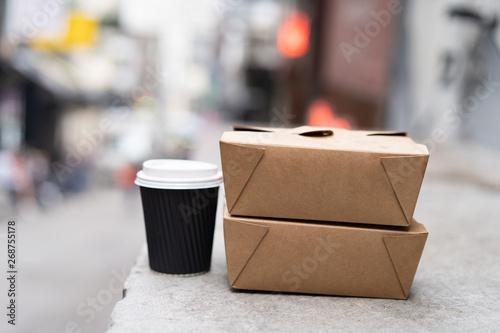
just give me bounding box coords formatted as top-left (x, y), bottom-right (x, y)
top-left (30, 12), bottom-right (98, 52)
top-left (64, 12), bottom-right (98, 47)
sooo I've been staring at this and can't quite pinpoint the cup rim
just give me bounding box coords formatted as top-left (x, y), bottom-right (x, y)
top-left (135, 159), bottom-right (223, 189)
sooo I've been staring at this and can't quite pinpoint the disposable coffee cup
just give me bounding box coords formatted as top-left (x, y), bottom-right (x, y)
top-left (135, 159), bottom-right (223, 275)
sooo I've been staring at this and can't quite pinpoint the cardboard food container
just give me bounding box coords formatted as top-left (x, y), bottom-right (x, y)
top-left (220, 126), bottom-right (429, 227)
top-left (224, 209), bottom-right (428, 299)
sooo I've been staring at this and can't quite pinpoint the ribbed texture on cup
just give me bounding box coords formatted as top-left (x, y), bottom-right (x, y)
top-left (139, 186), bottom-right (219, 275)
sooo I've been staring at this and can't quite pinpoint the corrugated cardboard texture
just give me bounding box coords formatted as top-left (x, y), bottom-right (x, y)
top-left (224, 209), bottom-right (428, 299)
top-left (220, 126), bottom-right (429, 226)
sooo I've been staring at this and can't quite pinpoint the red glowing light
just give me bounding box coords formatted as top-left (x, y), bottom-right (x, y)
top-left (277, 11), bottom-right (310, 58)
top-left (308, 99), bottom-right (351, 129)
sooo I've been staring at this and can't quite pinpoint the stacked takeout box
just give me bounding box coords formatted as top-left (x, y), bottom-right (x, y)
top-left (219, 126), bottom-right (429, 299)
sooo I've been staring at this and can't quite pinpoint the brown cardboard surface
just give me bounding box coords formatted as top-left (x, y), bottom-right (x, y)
top-left (223, 208), bottom-right (428, 299)
top-left (220, 126), bottom-right (429, 226)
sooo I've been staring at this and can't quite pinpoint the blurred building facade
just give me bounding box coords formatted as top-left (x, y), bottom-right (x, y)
top-left (1, 0), bottom-right (500, 215)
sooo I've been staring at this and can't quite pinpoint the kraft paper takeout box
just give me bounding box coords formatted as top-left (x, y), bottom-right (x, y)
top-left (220, 126), bottom-right (429, 227)
top-left (224, 209), bottom-right (428, 299)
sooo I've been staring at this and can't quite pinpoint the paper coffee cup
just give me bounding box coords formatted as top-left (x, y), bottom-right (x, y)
top-left (135, 159), bottom-right (223, 275)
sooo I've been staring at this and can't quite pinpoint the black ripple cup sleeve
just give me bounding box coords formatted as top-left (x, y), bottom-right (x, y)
top-left (135, 160), bottom-right (223, 275)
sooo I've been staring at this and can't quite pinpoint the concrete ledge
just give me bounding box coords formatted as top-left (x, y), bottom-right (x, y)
top-left (108, 144), bottom-right (500, 332)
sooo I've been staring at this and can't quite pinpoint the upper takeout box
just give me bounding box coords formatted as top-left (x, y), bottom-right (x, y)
top-left (220, 126), bottom-right (429, 227)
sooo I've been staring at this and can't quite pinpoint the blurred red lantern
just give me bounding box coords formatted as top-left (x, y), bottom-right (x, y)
top-left (308, 99), bottom-right (351, 129)
top-left (277, 11), bottom-right (310, 58)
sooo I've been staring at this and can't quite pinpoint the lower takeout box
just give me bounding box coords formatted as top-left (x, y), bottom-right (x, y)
top-left (224, 209), bottom-right (428, 299)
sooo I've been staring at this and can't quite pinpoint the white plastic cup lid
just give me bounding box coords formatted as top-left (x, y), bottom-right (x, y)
top-left (135, 159), bottom-right (223, 189)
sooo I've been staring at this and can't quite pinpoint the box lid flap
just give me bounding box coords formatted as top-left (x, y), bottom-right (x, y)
top-left (224, 218), bottom-right (269, 285)
top-left (219, 142), bottom-right (265, 212)
top-left (383, 234), bottom-right (428, 298)
top-left (381, 155), bottom-right (429, 222)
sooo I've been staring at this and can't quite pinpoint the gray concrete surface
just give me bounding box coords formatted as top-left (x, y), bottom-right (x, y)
top-left (107, 142), bottom-right (500, 332)
top-left (0, 188), bottom-right (145, 333)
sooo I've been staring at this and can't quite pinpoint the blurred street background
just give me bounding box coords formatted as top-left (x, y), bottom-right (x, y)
top-left (0, 0), bottom-right (499, 332)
